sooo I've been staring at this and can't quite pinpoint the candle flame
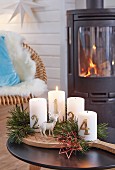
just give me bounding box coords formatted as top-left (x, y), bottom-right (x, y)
top-left (112, 60), bottom-right (114, 65)
top-left (92, 45), bottom-right (96, 50)
top-left (56, 86), bottom-right (58, 91)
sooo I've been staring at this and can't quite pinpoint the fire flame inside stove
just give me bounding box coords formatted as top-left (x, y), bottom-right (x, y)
top-left (84, 58), bottom-right (97, 77)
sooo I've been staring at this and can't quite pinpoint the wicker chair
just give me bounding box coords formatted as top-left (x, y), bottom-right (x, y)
top-left (0, 43), bottom-right (47, 106)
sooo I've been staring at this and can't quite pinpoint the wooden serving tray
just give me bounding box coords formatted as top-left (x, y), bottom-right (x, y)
top-left (23, 133), bottom-right (63, 148)
top-left (23, 133), bottom-right (115, 154)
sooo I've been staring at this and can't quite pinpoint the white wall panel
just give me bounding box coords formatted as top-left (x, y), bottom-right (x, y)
top-left (75, 0), bottom-right (86, 9)
top-left (0, 11), bottom-right (60, 24)
top-left (104, 0), bottom-right (115, 8)
top-left (65, 0), bottom-right (76, 10)
top-left (35, 11), bottom-right (60, 22)
top-left (31, 45), bottom-right (60, 56)
top-left (42, 56), bottom-right (60, 68)
top-left (46, 68), bottom-right (60, 79)
top-left (47, 79), bottom-right (60, 90)
top-left (0, 22), bottom-right (60, 34)
top-left (0, 0), bottom-right (60, 11)
top-left (23, 34), bottom-right (60, 45)
top-left (35, 0), bottom-right (61, 11)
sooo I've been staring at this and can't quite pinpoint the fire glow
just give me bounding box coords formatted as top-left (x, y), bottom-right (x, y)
top-left (84, 58), bottom-right (97, 77)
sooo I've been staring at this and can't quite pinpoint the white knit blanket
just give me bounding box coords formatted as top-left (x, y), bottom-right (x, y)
top-left (0, 31), bottom-right (47, 96)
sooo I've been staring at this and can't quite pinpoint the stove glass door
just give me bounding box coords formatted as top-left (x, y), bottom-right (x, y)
top-left (78, 27), bottom-right (115, 77)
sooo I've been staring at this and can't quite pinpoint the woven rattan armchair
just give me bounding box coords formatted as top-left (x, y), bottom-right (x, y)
top-left (0, 43), bottom-right (47, 106)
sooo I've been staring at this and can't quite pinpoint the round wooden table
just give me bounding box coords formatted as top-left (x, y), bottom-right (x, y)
top-left (7, 139), bottom-right (115, 170)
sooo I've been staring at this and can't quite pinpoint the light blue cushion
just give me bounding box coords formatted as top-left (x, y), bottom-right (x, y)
top-left (0, 36), bottom-right (20, 86)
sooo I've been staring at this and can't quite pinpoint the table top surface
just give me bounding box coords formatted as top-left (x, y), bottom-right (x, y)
top-left (7, 139), bottom-right (115, 170)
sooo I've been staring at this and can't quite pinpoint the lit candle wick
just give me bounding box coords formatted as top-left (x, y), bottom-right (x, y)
top-left (92, 45), bottom-right (96, 50)
top-left (56, 86), bottom-right (58, 91)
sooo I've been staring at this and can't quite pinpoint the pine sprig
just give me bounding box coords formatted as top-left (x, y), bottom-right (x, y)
top-left (7, 106), bottom-right (35, 144)
top-left (54, 120), bottom-right (78, 136)
top-left (97, 123), bottom-right (108, 140)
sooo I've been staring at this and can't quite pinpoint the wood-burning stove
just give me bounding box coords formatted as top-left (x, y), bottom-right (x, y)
top-left (67, 0), bottom-right (115, 133)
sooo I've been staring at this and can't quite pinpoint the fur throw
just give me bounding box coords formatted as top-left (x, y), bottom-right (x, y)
top-left (0, 31), bottom-right (36, 81)
top-left (0, 79), bottom-right (47, 97)
top-left (0, 31), bottom-right (48, 96)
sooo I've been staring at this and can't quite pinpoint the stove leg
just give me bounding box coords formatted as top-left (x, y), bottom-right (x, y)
top-left (29, 165), bottom-right (41, 170)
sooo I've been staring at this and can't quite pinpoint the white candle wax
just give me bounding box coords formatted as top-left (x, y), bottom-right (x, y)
top-left (48, 87), bottom-right (65, 121)
top-left (67, 97), bottom-right (85, 120)
top-left (29, 98), bottom-right (47, 128)
top-left (78, 111), bottom-right (97, 141)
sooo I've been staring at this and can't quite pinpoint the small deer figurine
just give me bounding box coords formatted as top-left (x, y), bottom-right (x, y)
top-left (39, 114), bottom-right (59, 137)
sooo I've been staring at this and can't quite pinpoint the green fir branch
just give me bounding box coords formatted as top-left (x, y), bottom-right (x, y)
top-left (54, 120), bottom-right (78, 136)
top-left (97, 123), bottom-right (108, 140)
top-left (7, 106), bottom-right (35, 144)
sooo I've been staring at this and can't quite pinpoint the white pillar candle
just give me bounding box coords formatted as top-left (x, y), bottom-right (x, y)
top-left (67, 97), bottom-right (85, 120)
top-left (29, 98), bottom-right (47, 128)
top-left (48, 86), bottom-right (65, 121)
top-left (78, 111), bottom-right (97, 141)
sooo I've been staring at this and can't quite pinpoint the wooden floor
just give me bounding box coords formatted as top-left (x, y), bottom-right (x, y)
top-left (0, 105), bottom-right (29, 170)
top-left (0, 105), bottom-right (48, 170)
top-left (0, 105), bottom-right (114, 170)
